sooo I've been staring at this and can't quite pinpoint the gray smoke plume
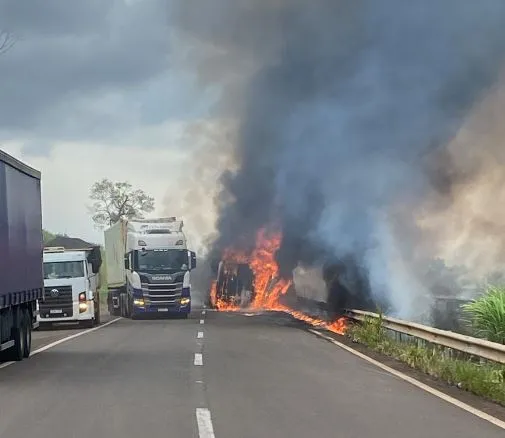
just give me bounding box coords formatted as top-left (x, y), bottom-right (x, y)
top-left (171, 0), bottom-right (505, 319)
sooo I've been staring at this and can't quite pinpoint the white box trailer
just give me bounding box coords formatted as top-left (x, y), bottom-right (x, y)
top-left (104, 217), bottom-right (196, 318)
top-left (104, 220), bottom-right (127, 289)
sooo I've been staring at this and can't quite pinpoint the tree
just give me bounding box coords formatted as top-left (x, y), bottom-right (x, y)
top-left (43, 229), bottom-right (57, 244)
top-left (88, 178), bottom-right (155, 228)
top-left (0, 31), bottom-right (15, 55)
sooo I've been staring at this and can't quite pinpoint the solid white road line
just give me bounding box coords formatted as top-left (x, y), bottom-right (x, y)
top-left (197, 331), bottom-right (204, 339)
top-left (196, 408), bottom-right (216, 438)
top-left (308, 329), bottom-right (505, 431)
top-left (31, 318), bottom-right (122, 356)
top-left (0, 318), bottom-right (121, 370)
top-left (194, 353), bottom-right (203, 366)
top-left (0, 361), bottom-right (14, 369)
top-left (200, 319), bottom-right (204, 324)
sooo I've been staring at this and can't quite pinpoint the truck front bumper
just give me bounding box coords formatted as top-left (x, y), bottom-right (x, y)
top-left (132, 300), bottom-right (191, 315)
top-left (37, 300), bottom-right (95, 322)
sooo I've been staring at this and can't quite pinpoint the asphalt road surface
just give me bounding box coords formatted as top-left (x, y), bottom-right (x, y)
top-left (0, 308), bottom-right (504, 437)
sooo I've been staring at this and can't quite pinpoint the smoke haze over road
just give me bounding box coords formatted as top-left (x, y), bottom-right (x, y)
top-left (169, 0), bottom-right (505, 319)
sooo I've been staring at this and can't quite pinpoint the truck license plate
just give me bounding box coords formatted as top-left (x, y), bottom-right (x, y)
top-left (158, 308), bottom-right (168, 312)
top-left (50, 309), bottom-right (63, 314)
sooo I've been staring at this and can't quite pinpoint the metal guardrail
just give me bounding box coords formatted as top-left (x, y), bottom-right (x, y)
top-left (345, 309), bottom-right (505, 365)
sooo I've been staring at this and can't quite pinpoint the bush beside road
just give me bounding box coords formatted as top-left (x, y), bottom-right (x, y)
top-left (462, 285), bottom-right (505, 344)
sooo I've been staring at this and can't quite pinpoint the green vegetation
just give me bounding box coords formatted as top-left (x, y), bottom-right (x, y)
top-left (348, 314), bottom-right (505, 405)
top-left (42, 229), bottom-right (58, 244)
top-left (462, 285), bottom-right (505, 344)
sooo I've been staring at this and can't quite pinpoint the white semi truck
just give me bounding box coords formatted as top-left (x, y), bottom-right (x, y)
top-left (38, 246), bottom-right (102, 327)
top-left (105, 217), bottom-right (196, 318)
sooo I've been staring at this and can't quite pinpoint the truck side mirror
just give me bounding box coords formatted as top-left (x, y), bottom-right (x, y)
top-left (124, 256), bottom-right (129, 270)
top-left (190, 251), bottom-right (197, 270)
top-left (87, 247), bottom-right (103, 273)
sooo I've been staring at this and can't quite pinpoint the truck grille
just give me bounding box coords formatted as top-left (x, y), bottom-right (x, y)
top-left (141, 282), bottom-right (182, 305)
top-left (40, 285), bottom-right (73, 317)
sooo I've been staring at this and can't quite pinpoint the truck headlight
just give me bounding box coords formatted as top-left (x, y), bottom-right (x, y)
top-left (79, 302), bottom-right (88, 312)
top-left (180, 297), bottom-right (190, 305)
top-left (79, 292), bottom-right (86, 302)
top-left (133, 298), bottom-right (145, 306)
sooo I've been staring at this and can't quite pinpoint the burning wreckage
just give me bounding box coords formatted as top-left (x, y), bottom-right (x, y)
top-left (209, 229), bottom-right (291, 311)
top-left (213, 261), bottom-right (255, 308)
top-left (208, 229), bottom-right (347, 334)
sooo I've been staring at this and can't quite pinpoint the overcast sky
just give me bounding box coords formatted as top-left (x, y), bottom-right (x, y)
top-left (0, 0), bottom-right (229, 250)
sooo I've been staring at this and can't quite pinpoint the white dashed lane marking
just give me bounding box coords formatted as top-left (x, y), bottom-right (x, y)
top-left (194, 353), bottom-right (203, 366)
top-left (196, 408), bottom-right (216, 438)
top-left (1, 318), bottom-right (121, 370)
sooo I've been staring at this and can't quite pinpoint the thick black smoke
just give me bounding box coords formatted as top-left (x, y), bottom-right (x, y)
top-left (173, 1), bottom-right (505, 318)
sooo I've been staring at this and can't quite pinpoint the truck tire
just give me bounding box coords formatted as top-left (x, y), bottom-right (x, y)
top-left (121, 295), bottom-right (128, 318)
top-left (7, 311), bottom-right (26, 361)
top-left (127, 296), bottom-right (133, 319)
top-left (23, 309), bottom-right (32, 358)
top-left (94, 298), bottom-right (101, 325)
top-left (80, 319), bottom-right (95, 329)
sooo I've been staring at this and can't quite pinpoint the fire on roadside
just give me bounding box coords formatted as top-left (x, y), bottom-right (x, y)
top-left (209, 228), bottom-right (347, 335)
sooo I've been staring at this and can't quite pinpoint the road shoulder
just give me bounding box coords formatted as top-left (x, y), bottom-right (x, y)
top-left (308, 326), bottom-right (505, 424)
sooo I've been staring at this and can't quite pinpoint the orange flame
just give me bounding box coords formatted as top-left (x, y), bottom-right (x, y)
top-left (209, 280), bottom-right (242, 311)
top-left (249, 229), bottom-right (292, 310)
top-left (210, 227), bottom-right (347, 335)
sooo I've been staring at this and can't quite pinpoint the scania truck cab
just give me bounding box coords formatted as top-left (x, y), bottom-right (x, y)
top-left (38, 246), bottom-right (102, 327)
top-left (105, 217), bottom-right (197, 319)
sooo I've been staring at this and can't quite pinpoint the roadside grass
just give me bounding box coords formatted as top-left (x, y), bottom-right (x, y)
top-left (347, 314), bottom-right (505, 406)
top-left (462, 285), bottom-right (505, 344)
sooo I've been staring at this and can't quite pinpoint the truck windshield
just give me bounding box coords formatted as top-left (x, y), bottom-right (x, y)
top-left (44, 261), bottom-right (85, 279)
top-left (136, 249), bottom-right (188, 272)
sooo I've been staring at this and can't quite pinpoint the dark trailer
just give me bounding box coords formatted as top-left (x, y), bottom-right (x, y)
top-left (0, 149), bottom-right (43, 361)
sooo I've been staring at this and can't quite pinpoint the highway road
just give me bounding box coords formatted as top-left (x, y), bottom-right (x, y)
top-left (0, 308), bottom-right (504, 437)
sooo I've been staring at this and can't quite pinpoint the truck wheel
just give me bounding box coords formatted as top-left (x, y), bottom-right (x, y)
top-left (94, 301), bottom-right (101, 325)
top-left (80, 319), bottom-right (95, 329)
top-left (121, 296), bottom-right (128, 318)
top-left (127, 296), bottom-right (133, 319)
top-left (7, 314), bottom-right (26, 361)
top-left (23, 310), bottom-right (32, 358)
